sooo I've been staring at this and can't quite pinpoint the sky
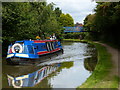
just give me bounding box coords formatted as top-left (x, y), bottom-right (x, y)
top-left (47, 0), bottom-right (97, 24)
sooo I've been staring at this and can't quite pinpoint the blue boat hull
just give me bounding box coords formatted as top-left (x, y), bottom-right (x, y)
top-left (6, 49), bottom-right (63, 65)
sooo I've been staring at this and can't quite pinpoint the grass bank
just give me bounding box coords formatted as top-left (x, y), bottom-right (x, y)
top-left (63, 39), bottom-right (88, 43)
top-left (78, 43), bottom-right (118, 88)
top-left (63, 39), bottom-right (119, 88)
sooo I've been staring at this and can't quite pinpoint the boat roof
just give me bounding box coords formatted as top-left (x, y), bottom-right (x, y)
top-left (15, 40), bottom-right (58, 43)
top-left (33, 40), bottom-right (58, 43)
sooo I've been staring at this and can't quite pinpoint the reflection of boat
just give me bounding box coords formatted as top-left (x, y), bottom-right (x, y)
top-left (7, 64), bottom-right (60, 88)
top-left (6, 40), bottom-right (63, 64)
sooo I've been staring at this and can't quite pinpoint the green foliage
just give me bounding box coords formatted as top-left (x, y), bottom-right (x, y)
top-left (2, 2), bottom-right (70, 56)
top-left (54, 7), bottom-right (62, 22)
top-left (83, 2), bottom-right (120, 47)
top-left (84, 14), bottom-right (95, 32)
top-left (63, 32), bottom-right (85, 39)
top-left (59, 13), bottom-right (74, 27)
top-left (78, 42), bottom-right (118, 88)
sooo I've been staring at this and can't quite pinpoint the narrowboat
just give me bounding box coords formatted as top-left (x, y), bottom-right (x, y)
top-left (6, 39), bottom-right (63, 64)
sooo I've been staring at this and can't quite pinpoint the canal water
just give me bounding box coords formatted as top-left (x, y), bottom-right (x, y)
top-left (2, 42), bottom-right (97, 88)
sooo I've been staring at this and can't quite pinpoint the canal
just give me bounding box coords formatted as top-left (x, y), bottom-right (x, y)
top-left (2, 42), bottom-right (97, 88)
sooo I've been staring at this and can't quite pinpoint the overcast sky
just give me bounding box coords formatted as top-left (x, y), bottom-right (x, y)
top-left (47, 0), bottom-right (97, 24)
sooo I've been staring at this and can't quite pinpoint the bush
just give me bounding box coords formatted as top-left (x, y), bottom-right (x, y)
top-left (63, 32), bottom-right (85, 39)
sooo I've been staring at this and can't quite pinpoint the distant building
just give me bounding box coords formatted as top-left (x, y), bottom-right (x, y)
top-left (74, 22), bottom-right (83, 27)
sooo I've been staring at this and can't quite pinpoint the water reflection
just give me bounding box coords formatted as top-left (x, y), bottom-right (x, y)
top-left (60, 61), bottom-right (73, 69)
top-left (50, 60), bottom-right (90, 88)
top-left (3, 42), bottom-right (98, 88)
top-left (84, 44), bottom-right (98, 72)
top-left (7, 63), bottom-right (60, 88)
top-left (84, 57), bottom-right (97, 72)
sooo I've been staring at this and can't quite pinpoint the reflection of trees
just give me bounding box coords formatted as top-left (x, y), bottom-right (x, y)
top-left (35, 61), bottom-right (73, 88)
top-left (59, 61), bottom-right (73, 69)
top-left (84, 44), bottom-right (97, 57)
top-left (84, 44), bottom-right (98, 72)
top-left (52, 61), bottom-right (73, 74)
top-left (61, 42), bottom-right (73, 46)
top-left (84, 57), bottom-right (97, 72)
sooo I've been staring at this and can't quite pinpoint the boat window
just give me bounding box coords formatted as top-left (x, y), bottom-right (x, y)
top-left (49, 42), bottom-right (53, 51)
top-left (36, 46), bottom-right (38, 49)
top-left (23, 45), bottom-right (28, 54)
top-left (38, 45), bottom-right (41, 51)
top-left (46, 42), bottom-right (50, 51)
top-left (27, 45), bottom-right (34, 54)
top-left (51, 42), bottom-right (54, 50)
top-left (34, 45), bottom-right (38, 49)
top-left (41, 45), bottom-right (46, 49)
top-left (55, 42), bottom-right (58, 47)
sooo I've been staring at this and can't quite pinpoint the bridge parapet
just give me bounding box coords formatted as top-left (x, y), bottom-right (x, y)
top-left (63, 26), bottom-right (84, 33)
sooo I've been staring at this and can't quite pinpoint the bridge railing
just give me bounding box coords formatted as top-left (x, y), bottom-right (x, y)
top-left (63, 26), bottom-right (84, 33)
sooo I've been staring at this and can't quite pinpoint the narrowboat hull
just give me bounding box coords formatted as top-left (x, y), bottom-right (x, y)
top-left (6, 39), bottom-right (63, 65)
top-left (6, 57), bottom-right (28, 65)
top-left (6, 48), bottom-right (63, 65)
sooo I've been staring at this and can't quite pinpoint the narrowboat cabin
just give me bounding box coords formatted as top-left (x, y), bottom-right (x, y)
top-left (6, 39), bottom-right (63, 64)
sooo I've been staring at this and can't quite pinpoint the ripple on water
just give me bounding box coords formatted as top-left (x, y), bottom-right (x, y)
top-left (2, 42), bottom-right (97, 88)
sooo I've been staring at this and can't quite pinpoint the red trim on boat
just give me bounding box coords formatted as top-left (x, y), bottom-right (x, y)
top-left (37, 51), bottom-right (48, 55)
top-left (33, 40), bottom-right (58, 43)
top-left (37, 48), bottom-right (61, 55)
top-left (9, 48), bottom-right (13, 53)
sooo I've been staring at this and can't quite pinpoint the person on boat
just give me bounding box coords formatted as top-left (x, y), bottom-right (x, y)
top-left (36, 36), bottom-right (41, 40)
top-left (50, 35), bottom-right (53, 40)
top-left (52, 33), bottom-right (56, 40)
top-left (46, 37), bottom-right (50, 40)
top-left (50, 33), bottom-right (56, 40)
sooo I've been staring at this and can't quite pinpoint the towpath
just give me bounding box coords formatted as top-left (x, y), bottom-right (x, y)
top-left (95, 42), bottom-right (119, 88)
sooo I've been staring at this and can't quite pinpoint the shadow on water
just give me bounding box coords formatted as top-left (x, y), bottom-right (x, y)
top-left (2, 42), bottom-right (98, 88)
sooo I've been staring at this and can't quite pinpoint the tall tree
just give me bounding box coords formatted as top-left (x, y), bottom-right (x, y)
top-left (83, 2), bottom-right (120, 46)
top-left (54, 7), bottom-right (62, 22)
top-left (59, 13), bottom-right (74, 27)
top-left (2, 2), bottom-right (63, 56)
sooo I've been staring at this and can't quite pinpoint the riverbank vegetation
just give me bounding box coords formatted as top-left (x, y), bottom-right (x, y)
top-left (63, 39), bottom-right (88, 43)
top-left (63, 32), bottom-right (85, 39)
top-left (2, 2), bottom-right (74, 56)
top-left (63, 39), bottom-right (119, 88)
top-left (2, 1), bottom-right (120, 89)
top-left (77, 2), bottom-right (120, 88)
top-left (63, 4), bottom-right (120, 88)
top-left (63, 2), bottom-right (120, 49)
top-left (83, 2), bottom-right (120, 49)
top-left (78, 42), bottom-right (119, 88)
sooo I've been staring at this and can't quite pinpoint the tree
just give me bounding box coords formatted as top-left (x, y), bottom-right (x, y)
top-left (83, 2), bottom-right (120, 47)
top-left (54, 7), bottom-right (62, 22)
top-left (84, 14), bottom-right (95, 32)
top-left (2, 2), bottom-right (63, 56)
top-left (59, 13), bottom-right (74, 27)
